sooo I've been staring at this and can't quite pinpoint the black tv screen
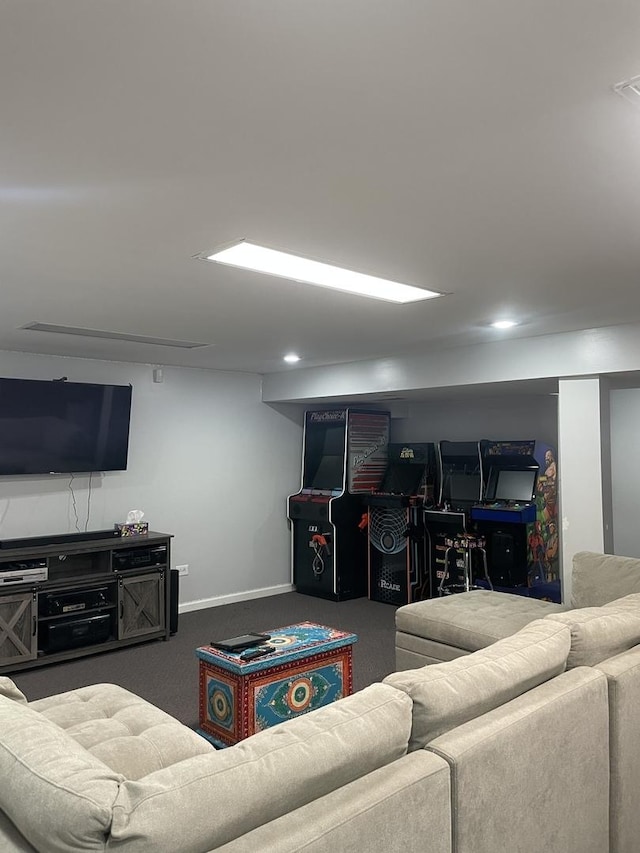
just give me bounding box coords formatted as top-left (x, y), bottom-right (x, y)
top-left (493, 469), bottom-right (536, 502)
top-left (0, 378), bottom-right (132, 474)
top-left (380, 463), bottom-right (426, 496)
top-left (445, 472), bottom-right (482, 504)
top-left (310, 455), bottom-right (344, 490)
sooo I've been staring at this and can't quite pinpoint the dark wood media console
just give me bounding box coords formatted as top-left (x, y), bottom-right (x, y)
top-left (0, 530), bottom-right (172, 673)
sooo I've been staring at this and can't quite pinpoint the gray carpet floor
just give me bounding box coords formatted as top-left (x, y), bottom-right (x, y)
top-left (12, 592), bottom-right (398, 728)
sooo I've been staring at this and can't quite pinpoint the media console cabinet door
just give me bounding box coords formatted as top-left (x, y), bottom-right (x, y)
top-left (0, 592), bottom-right (37, 666)
top-left (118, 571), bottom-right (166, 640)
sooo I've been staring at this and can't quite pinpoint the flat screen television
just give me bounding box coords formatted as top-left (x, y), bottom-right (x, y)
top-left (0, 378), bottom-right (132, 475)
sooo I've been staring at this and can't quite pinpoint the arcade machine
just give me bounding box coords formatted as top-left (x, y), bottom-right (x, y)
top-left (287, 409), bottom-right (390, 601)
top-left (423, 440), bottom-right (490, 595)
top-left (364, 443), bottom-right (437, 605)
top-left (471, 439), bottom-right (560, 600)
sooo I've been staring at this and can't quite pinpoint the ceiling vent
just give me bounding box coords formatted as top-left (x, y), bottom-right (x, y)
top-left (21, 322), bottom-right (210, 349)
top-left (613, 75), bottom-right (640, 107)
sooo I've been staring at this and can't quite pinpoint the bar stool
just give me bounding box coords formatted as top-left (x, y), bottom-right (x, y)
top-left (438, 533), bottom-right (493, 595)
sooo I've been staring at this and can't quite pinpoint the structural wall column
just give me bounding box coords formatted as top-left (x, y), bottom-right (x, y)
top-left (557, 377), bottom-right (609, 604)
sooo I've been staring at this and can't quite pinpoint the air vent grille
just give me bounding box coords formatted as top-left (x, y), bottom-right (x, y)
top-left (21, 323), bottom-right (210, 349)
top-left (613, 75), bottom-right (640, 106)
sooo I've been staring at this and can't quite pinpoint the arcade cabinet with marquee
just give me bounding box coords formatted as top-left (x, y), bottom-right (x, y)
top-left (365, 443), bottom-right (437, 605)
top-left (471, 439), bottom-right (560, 600)
top-left (423, 440), bottom-right (489, 594)
top-left (287, 409), bottom-right (390, 601)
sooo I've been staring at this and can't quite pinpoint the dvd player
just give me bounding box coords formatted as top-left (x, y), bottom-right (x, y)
top-left (0, 529), bottom-right (120, 550)
top-left (112, 544), bottom-right (167, 571)
top-left (0, 558), bottom-right (48, 585)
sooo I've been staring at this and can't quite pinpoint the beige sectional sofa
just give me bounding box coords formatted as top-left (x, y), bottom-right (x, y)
top-left (393, 551), bottom-right (640, 853)
top-left (1, 552), bottom-right (638, 852)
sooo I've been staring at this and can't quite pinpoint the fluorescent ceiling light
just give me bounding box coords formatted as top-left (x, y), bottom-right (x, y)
top-left (283, 353), bottom-right (301, 363)
top-left (201, 241), bottom-right (442, 304)
top-left (491, 319), bottom-right (517, 329)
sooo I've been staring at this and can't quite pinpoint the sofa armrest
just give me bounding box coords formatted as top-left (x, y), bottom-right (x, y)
top-left (595, 644), bottom-right (640, 853)
top-left (426, 667), bottom-right (609, 853)
top-left (572, 551), bottom-right (640, 608)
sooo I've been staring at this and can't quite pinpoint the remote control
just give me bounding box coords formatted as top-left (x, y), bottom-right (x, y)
top-left (240, 646), bottom-right (272, 661)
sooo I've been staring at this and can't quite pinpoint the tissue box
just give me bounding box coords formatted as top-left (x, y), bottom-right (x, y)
top-left (115, 522), bottom-right (149, 537)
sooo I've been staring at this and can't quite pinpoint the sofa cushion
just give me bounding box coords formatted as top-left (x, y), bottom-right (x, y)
top-left (0, 676), bottom-right (27, 704)
top-left (571, 551), bottom-right (640, 608)
top-left (395, 590), bottom-right (565, 653)
top-left (544, 606), bottom-right (640, 668)
top-left (30, 683), bottom-right (213, 780)
top-left (0, 693), bottom-right (122, 853)
top-left (383, 618), bottom-right (570, 751)
top-left (602, 592), bottom-right (640, 611)
top-left (106, 683), bottom-right (412, 853)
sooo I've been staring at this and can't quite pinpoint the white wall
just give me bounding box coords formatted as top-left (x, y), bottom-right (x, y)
top-left (0, 352), bottom-right (303, 609)
top-left (263, 322), bottom-right (640, 403)
top-left (389, 395), bottom-right (557, 447)
top-left (557, 378), bottom-right (606, 603)
top-left (610, 388), bottom-right (640, 558)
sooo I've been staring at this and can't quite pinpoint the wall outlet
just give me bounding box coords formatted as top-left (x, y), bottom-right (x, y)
top-left (176, 564), bottom-right (189, 576)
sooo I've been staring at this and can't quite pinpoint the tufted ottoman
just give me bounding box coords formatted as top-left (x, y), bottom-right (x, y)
top-left (395, 590), bottom-right (567, 669)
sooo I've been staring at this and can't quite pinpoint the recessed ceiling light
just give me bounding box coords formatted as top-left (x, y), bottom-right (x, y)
top-left (491, 319), bottom-right (517, 329)
top-left (283, 353), bottom-right (301, 363)
top-left (198, 240), bottom-right (443, 304)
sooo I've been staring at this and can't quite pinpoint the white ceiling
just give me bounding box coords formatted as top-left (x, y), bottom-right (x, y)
top-left (2, 0), bottom-right (640, 377)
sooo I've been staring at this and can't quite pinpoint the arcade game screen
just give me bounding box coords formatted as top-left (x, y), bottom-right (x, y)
top-left (444, 472), bottom-right (482, 506)
top-left (380, 463), bottom-right (425, 496)
top-left (310, 454), bottom-right (344, 490)
top-left (304, 424), bottom-right (346, 490)
top-left (489, 468), bottom-right (536, 502)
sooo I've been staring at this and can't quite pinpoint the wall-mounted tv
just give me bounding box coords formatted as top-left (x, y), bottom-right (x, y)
top-left (0, 378), bottom-right (132, 475)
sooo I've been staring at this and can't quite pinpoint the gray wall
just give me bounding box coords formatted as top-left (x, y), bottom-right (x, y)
top-left (610, 388), bottom-right (640, 558)
top-left (0, 351), bottom-right (303, 609)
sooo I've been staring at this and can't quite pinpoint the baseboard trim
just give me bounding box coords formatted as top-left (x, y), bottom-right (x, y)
top-left (179, 583), bottom-right (295, 614)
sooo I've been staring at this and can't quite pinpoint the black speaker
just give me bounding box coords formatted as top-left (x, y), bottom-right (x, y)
top-left (488, 530), bottom-right (528, 587)
top-left (489, 531), bottom-right (514, 585)
top-left (170, 568), bottom-right (179, 635)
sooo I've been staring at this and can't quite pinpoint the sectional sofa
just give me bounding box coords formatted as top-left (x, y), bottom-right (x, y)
top-left (1, 554), bottom-right (639, 852)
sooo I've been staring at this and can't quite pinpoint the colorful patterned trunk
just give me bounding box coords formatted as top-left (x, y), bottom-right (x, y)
top-left (196, 622), bottom-right (357, 748)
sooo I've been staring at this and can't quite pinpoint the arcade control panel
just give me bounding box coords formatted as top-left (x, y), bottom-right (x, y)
top-left (471, 501), bottom-right (537, 523)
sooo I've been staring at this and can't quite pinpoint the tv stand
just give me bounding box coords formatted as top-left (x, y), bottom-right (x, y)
top-left (0, 530), bottom-right (172, 673)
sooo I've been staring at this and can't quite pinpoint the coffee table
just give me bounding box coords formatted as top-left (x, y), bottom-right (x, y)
top-left (196, 621), bottom-right (358, 748)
